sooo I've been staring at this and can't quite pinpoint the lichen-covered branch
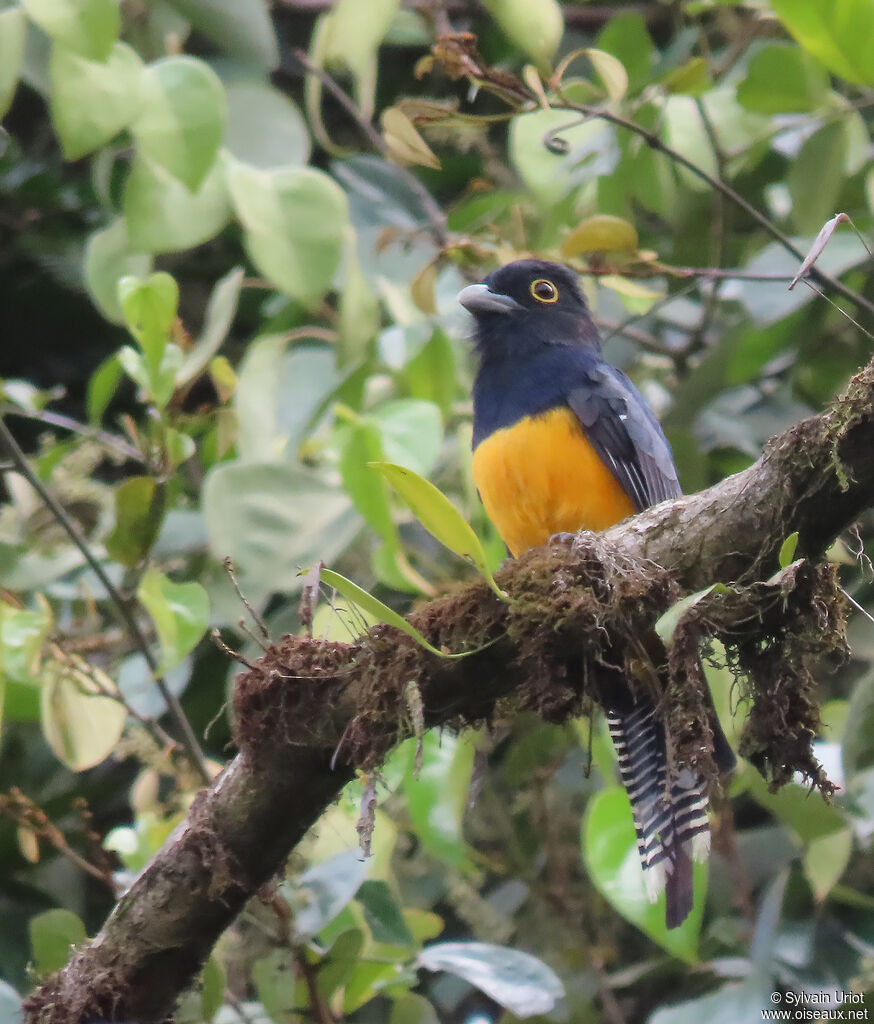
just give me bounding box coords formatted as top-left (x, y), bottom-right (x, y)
top-left (24, 356), bottom-right (874, 1023)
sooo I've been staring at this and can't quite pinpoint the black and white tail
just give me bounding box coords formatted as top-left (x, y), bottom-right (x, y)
top-left (607, 700), bottom-right (711, 928)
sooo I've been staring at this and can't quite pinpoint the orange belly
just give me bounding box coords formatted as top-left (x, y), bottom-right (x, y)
top-left (472, 406), bottom-right (635, 557)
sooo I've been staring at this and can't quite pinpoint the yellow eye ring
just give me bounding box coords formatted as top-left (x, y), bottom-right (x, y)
top-left (530, 278), bottom-right (559, 303)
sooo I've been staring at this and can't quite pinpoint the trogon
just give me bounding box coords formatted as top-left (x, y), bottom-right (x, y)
top-left (459, 258), bottom-right (735, 928)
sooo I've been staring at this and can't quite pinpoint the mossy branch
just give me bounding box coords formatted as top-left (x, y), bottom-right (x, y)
top-left (23, 355), bottom-right (874, 1024)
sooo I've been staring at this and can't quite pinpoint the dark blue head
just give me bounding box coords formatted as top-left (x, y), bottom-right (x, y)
top-left (458, 259), bottom-right (601, 359)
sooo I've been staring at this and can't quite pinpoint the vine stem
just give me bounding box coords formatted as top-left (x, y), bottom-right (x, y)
top-left (0, 416), bottom-right (211, 786)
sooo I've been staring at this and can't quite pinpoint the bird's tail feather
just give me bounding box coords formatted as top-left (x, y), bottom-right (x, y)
top-left (606, 700), bottom-right (711, 928)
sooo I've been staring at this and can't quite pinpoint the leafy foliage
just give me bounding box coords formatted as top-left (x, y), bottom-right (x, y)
top-left (1, 0), bottom-right (874, 1021)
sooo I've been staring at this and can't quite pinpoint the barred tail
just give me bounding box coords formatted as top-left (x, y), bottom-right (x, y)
top-left (607, 701), bottom-right (711, 929)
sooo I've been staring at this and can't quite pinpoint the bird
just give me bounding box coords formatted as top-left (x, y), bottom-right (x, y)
top-left (458, 258), bottom-right (735, 928)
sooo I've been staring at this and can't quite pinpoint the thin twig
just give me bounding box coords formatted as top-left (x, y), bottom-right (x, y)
top-left (295, 950), bottom-right (336, 1024)
top-left (0, 789), bottom-right (117, 891)
top-left (224, 557), bottom-right (269, 640)
top-left (0, 417), bottom-right (211, 785)
top-left (1, 406), bottom-right (143, 461)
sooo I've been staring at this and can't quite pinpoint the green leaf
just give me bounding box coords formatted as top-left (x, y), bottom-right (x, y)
top-left (843, 670), bottom-right (874, 780)
top-left (226, 159), bottom-right (348, 302)
top-left (343, 961), bottom-right (406, 1013)
top-left (29, 908), bottom-right (87, 976)
top-left (84, 219), bottom-right (152, 324)
top-left (357, 880), bottom-right (414, 946)
top-left (322, 0), bottom-right (400, 81)
top-left (743, 771), bottom-right (846, 842)
top-left (582, 786), bottom-right (705, 961)
top-left (132, 56), bottom-right (227, 191)
top-left (403, 732), bottom-right (475, 867)
top-left (117, 341), bottom-right (183, 409)
top-left (1, 598), bottom-right (53, 686)
top-left (481, 0), bottom-right (563, 72)
top-left (402, 330), bottom-right (456, 419)
top-left (177, 265), bottom-right (244, 386)
top-left (319, 567), bottom-right (451, 658)
top-left (199, 955), bottom-right (225, 1022)
top-left (22, 0), bottom-right (119, 61)
top-left (654, 583), bottom-right (728, 647)
top-left (49, 40), bottom-right (142, 159)
top-left (509, 107), bottom-right (617, 207)
top-left (40, 656), bottom-right (127, 770)
top-left (137, 568), bottom-right (208, 674)
top-left (649, 979), bottom-right (776, 1024)
top-left (234, 339), bottom-right (338, 462)
top-left (736, 44), bottom-right (829, 113)
top-left (164, 0), bottom-right (278, 70)
top-left (584, 47), bottom-right (628, 101)
top-left (105, 476), bottom-right (165, 568)
top-left (285, 849), bottom-right (370, 940)
top-left (369, 462), bottom-right (507, 601)
top-left (0, 980), bottom-right (22, 1024)
top-left (340, 422), bottom-right (396, 543)
top-left (118, 270), bottom-right (178, 371)
top-left (123, 152), bottom-right (231, 255)
top-left (803, 826), bottom-right (852, 901)
top-left (660, 56), bottom-right (711, 95)
top-left (0, 8), bottom-right (26, 118)
top-left (223, 79), bottom-right (310, 171)
top-left (561, 213), bottom-right (638, 258)
top-left (769, 0), bottom-right (874, 86)
top-left (417, 942), bottom-right (564, 1017)
top-left (318, 929), bottom-right (367, 1002)
top-left (778, 531), bottom-right (799, 569)
top-left (788, 120), bottom-right (848, 236)
top-left (370, 400), bottom-right (443, 478)
top-left (202, 462), bottom-right (360, 594)
top-left (596, 12), bottom-right (654, 94)
top-left (390, 994), bottom-right (440, 1024)
top-left (251, 949), bottom-right (301, 1022)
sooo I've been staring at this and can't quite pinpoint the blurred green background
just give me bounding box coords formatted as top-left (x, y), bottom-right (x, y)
top-left (1, 0), bottom-right (874, 1021)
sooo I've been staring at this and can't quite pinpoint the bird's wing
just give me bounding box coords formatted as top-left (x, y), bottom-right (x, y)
top-left (567, 364), bottom-right (681, 512)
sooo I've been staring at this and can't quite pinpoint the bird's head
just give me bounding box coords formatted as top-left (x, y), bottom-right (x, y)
top-left (458, 259), bottom-right (600, 356)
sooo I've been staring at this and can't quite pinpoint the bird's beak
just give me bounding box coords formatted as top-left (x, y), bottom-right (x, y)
top-left (457, 283), bottom-right (524, 315)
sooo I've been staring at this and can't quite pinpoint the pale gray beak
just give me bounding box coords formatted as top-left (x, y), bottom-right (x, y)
top-left (457, 283), bottom-right (524, 315)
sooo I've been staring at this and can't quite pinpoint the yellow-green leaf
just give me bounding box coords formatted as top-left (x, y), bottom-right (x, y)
top-left (105, 476), bottom-right (165, 568)
top-left (561, 214), bottom-right (638, 258)
top-left (381, 107), bottom-right (440, 170)
top-left (0, 8), bottom-right (26, 119)
top-left (369, 462), bottom-right (507, 600)
top-left (137, 568), bottom-right (209, 673)
top-left (40, 655), bottom-right (126, 771)
top-left (598, 274), bottom-right (663, 302)
top-left (584, 47), bottom-right (628, 102)
top-left (803, 827), bottom-right (852, 902)
top-left (319, 567), bottom-right (450, 658)
top-left (655, 583), bottom-right (729, 648)
top-left (778, 531), bottom-right (799, 569)
top-left (481, 0), bottom-right (563, 73)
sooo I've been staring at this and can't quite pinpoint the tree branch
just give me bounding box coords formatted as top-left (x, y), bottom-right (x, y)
top-left (23, 354), bottom-right (874, 1023)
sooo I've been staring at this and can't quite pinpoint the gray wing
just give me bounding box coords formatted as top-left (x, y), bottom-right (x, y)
top-left (567, 365), bottom-right (681, 513)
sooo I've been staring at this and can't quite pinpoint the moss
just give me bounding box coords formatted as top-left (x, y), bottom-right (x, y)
top-left (230, 542), bottom-right (847, 822)
top-left (823, 358), bottom-right (874, 492)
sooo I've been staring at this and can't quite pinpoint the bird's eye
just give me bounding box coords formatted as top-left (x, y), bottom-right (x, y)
top-left (530, 278), bottom-right (558, 303)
